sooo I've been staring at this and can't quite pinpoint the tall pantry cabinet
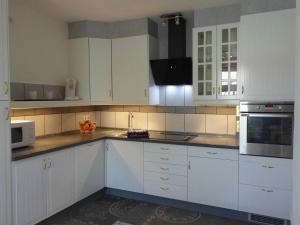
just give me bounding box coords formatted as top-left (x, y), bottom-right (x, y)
top-left (0, 0), bottom-right (11, 225)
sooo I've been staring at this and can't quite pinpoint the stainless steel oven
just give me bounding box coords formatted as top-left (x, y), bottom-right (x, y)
top-left (240, 102), bottom-right (294, 159)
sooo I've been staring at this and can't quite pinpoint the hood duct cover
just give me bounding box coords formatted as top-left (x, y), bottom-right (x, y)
top-left (151, 15), bottom-right (192, 85)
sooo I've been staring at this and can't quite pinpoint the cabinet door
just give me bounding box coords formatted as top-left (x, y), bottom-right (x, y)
top-left (193, 26), bottom-right (217, 100)
top-left (12, 157), bottom-right (47, 225)
top-left (112, 35), bottom-right (149, 104)
top-left (0, 0), bottom-right (9, 101)
top-left (75, 141), bottom-right (105, 201)
top-left (240, 9), bottom-right (295, 101)
top-left (188, 156), bottom-right (238, 210)
top-left (217, 23), bottom-right (239, 100)
top-left (89, 38), bottom-right (112, 103)
top-left (106, 140), bottom-right (143, 193)
top-left (47, 149), bottom-right (75, 217)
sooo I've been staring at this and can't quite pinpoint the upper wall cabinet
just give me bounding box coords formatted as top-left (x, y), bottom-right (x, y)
top-left (112, 35), bottom-right (159, 105)
top-left (240, 9), bottom-right (295, 101)
top-left (193, 23), bottom-right (239, 101)
top-left (69, 38), bottom-right (112, 104)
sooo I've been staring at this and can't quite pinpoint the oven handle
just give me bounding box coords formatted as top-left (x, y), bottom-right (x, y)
top-left (241, 113), bottom-right (293, 118)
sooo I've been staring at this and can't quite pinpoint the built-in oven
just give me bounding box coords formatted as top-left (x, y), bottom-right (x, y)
top-left (240, 102), bottom-right (294, 159)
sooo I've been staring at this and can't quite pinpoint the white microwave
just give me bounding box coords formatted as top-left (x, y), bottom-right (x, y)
top-left (11, 120), bottom-right (35, 149)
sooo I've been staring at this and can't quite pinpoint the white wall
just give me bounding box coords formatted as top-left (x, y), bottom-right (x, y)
top-left (9, 0), bottom-right (69, 85)
top-left (293, 0), bottom-right (300, 224)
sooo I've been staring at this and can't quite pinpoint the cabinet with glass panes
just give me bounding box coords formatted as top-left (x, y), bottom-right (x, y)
top-left (193, 23), bottom-right (239, 101)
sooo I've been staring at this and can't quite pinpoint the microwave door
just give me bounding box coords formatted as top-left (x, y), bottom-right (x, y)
top-left (11, 127), bottom-right (23, 144)
top-left (240, 113), bottom-right (293, 158)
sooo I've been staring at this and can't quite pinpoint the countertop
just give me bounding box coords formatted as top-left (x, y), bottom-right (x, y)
top-left (12, 129), bottom-right (239, 161)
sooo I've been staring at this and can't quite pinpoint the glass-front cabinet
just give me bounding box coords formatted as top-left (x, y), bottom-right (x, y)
top-left (193, 23), bottom-right (239, 101)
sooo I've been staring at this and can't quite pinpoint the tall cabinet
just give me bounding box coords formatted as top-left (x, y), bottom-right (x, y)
top-left (193, 23), bottom-right (239, 101)
top-left (0, 0), bottom-right (11, 224)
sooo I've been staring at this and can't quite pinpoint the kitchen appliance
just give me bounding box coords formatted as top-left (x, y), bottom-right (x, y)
top-left (240, 102), bottom-right (294, 159)
top-left (11, 120), bottom-right (35, 149)
top-left (65, 79), bottom-right (80, 100)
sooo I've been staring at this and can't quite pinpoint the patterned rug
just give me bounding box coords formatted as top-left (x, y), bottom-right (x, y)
top-left (38, 195), bottom-right (252, 225)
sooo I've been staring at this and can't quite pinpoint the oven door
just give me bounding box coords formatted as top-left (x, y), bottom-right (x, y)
top-left (240, 113), bottom-right (293, 158)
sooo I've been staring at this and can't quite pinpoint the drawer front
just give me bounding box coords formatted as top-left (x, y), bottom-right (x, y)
top-left (239, 158), bottom-right (292, 190)
top-left (144, 151), bottom-right (187, 165)
top-left (144, 162), bottom-right (187, 176)
top-left (239, 184), bottom-right (292, 220)
top-left (144, 143), bottom-right (187, 155)
top-left (144, 181), bottom-right (187, 201)
top-left (188, 146), bottom-right (238, 161)
top-left (144, 171), bottom-right (187, 187)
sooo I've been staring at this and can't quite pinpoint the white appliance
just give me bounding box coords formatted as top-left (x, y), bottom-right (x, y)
top-left (11, 120), bottom-right (35, 149)
top-left (65, 79), bottom-right (80, 100)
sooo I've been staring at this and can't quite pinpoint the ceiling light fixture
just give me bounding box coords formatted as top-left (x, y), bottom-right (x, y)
top-left (160, 13), bottom-right (183, 26)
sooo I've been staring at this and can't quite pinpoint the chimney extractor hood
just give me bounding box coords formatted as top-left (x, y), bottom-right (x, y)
top-left (151, 13), bottom-right (192, 85)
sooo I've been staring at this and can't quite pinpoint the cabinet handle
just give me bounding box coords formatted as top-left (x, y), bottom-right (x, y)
top-left (5, 107), bottom-right (9, 120)
top-left (108, 90), bottom-right (112, 97)
top-left (262, 189), bottom-right (274, 193)
top-left (242, 86), bottom-right (245, 94)
top-left (160, 157), bottom-right (169, 161)
top-left (160, 147), bottom-right (169, 151)
top-left (160, 177), bottom-right (169, 181)
top-left (47, 159), bottom-right (52, 168)
top-left (188, 161), bottom-right (191, 170)
top-left (144, 88), bottom-right (147, 97)
top-left (4, 81), bottom-right (8, 95)
top-left (218, 87), bottom-right (221, 95)
top-left (212, 87), bottom-right (216, 95)
top-left (160, 167), bottom-right (169, 171)
top-left (106, 144), bottom-right (109, 151)
top-left (262, 165), bottom-right (275, 169)
top-left (207, 152), bottom-right (217, 155)
top-left (42, 159), bottom-right (47, 170)
top-left (160, 187), bottom-right (169, 191)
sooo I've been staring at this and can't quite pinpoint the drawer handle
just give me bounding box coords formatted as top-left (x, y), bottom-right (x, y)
top-left (160, 147), bottom-right (169, 151)
top-left (207, 152), bottom-right (218, 155)
top-left (160, 157), bottom-right (169, 161)
top-left (160, 167), bottom-right (169, 171)
top-left (262, 165), bottom-right (275, 169)
top-left (160, 187), bottom-right (169, 191)
top-left (160, 177), bottom-right (169, 181)
top-left (262, 189), bottom-right (274, 193)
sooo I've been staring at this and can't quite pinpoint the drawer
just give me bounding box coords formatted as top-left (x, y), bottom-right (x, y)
top-left (239, 184), bottom-right (292, 220)
top-left (144, 171), bottom-right (187, 187)
top-left (144, 151), bottom-right (187, 165)
top-left (144, 181), bottom-right (187, 201)
top-left (144, 143), bottom-right (187, 155)
top-left (188, 146), bottom-right (238, 161)
top-left (239, 156), bottom-right (292, 190)
top-left (144, 162), bottom-right (187, 176)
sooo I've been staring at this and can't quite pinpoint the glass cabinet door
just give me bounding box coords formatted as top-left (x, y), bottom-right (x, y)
top-left (193, 27), bottom-right (216, 100)
top-left (217, 23), bottom-right (239, 99)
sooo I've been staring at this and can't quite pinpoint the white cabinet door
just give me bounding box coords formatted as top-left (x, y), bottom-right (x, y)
top-left (106, 140), bottom-right (143, 193)
top-left (193, 26), bottom-right (217, 100)
top-left (12, 156), bottom-right (47, 225)
top-left (47, 149), bottom-right (75, 217)
top-left (75, 141), bottom-right (105, 201)
top-left (0, 0), bottom-right (9, 101)
top-left (112, 35), bottom-right (150, 105)
top-left (240, 9), bottom-right (295, 101)
top-left (188, 156), bottom-right (238, 210)
top-left (89, 38), bottom-right (112, 103)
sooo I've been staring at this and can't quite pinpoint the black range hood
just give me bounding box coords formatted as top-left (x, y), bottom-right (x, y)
top-left (150, 15), bottom-right (192, 85)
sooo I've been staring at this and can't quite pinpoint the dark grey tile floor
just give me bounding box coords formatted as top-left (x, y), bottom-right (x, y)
top-left (38, 194), bottom-right (253, 225)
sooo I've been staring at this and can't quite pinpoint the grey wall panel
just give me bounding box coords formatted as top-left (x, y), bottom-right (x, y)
top-left (241, 0), bottom-right (296, 15)
top-left (147, 19), bottom-right (158, 38)
top-left (109, 18), bottom-right (148, 38)
top-left (194, 4), bottom-right (240, 28)
top-left (86, 21), bottom-right (110, 38)
top-left (68, 21), bottom-right (89, 39)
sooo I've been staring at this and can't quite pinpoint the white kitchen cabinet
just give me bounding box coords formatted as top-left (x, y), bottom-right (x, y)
top-left (106, 140), bottom-right (144, 193)
top-left (193, 23), bottom-right (239, 101)
top-left (12, 149), bottom-right (75, 225)
top-left (112, 35), bottom-right (159, 105)
top-left (69, 38), bottom-right (112, 103)
top-left (75, 141), bottom-right (105, 201)
top-left (187, 147), bottom-right (238, 210)
top-left (240, 9), bottom-right (295, 101)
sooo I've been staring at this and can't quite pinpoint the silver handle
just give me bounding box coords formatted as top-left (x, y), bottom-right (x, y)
top-left (188, 161), bottom-right (191, 170)
top-left (212, 87), bottom-right (216, 95)
top-left (160, 167), bottom-right (169, 171)
top-left (144, 88), bottom-right (147, 97)
top-left (160, 147), bottom-right (169, 151)
top-left (4, 81), bottom-right (8, 95)
top-left (247, 113), bottom-right (293, 118)
top-left (242, 86), bottom-right (244, 94)
top-left (5, 107), bottom-right (9, 120)
top-left (207, 152), bottom-right (218, 155)
top-left (160, 157), bottom-right (169, 161)
top-left (47, 159), bottom-right (52, 168)
top-left (160, 187), bottom-right (169, 191)
top-left (42, 159), bottom-right (47, 170)
top-left (160, 177), bottom-right (169, 181)
top-left (218, 87), bottom-right (221, 95)
top-left (262, 189), bottom-right (274, 193)
top-left (262, 165), bottom-right (275, 169)
top-left (108, 90), bottom-right (112, 97)
top-left (106, 144), bottom-right (109, 151)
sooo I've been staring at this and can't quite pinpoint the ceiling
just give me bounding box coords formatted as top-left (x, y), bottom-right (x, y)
top-left (12, 0), bottom-right (240, 22)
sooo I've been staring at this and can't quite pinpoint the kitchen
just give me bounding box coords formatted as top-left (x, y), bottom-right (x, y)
top-left (0, 0), bottom-right (300, 225)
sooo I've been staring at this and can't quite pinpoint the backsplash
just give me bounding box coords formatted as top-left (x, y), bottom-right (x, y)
top-left (11, 105), bottom-right (238, 137)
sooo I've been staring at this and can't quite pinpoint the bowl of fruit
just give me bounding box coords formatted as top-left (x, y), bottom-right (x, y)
top-left (79, 120), bottom-right (96, 135)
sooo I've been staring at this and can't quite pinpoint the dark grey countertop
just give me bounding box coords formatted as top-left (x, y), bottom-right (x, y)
top-left (12, 129), bottom-right (239, 161)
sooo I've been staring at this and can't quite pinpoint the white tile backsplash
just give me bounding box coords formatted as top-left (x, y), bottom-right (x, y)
top-left (206, 114), bottom-right (228, 135)
top-left (166, 113), bottom-right (185, 132)
top-left (185, 114), bottom-right (205, 133)
top-left (116, 112), bottom-right (129, 129)
top-left (62, 113), bottom-right (76, 132)
top-left (148, 113), bottom-right (165, 131)
top-left (25, 115), bottom-right (45, 136)
top-left (95, 111), bottom-right (101, 127)
top-left (45, 114), bottom-right (61, 135)
top-left (101, 112), bottom-right (116, 128)
top-left (132, 113), bottom-right (147, 130)
top-left (227, 115), bottom-right (237, 135)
